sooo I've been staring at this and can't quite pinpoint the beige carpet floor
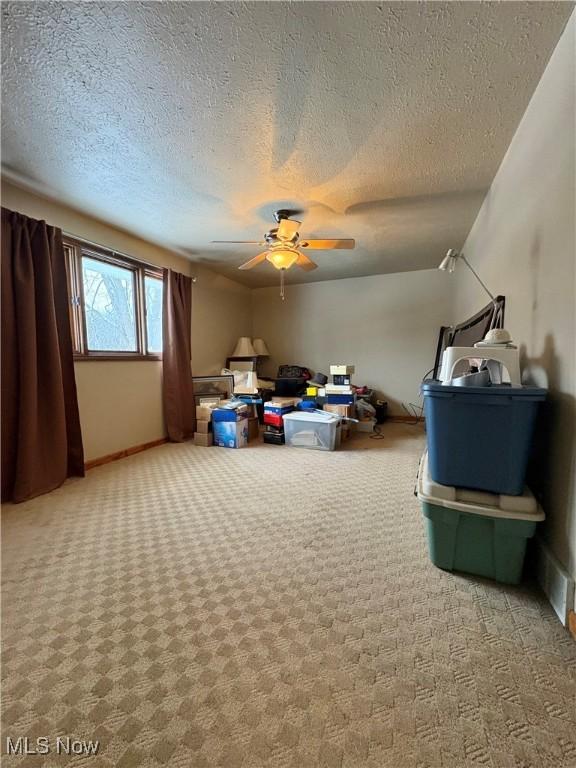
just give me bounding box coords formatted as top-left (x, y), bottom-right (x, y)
top-left (2, 424), bottom-right (575, 768)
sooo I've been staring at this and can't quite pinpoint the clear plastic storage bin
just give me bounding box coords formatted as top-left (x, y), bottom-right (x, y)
top-left (283, 411), bottom-right (341, 451)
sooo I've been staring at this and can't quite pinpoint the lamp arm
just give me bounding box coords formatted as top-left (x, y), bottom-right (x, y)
top-left (461, 255), bottom-right (495, 302)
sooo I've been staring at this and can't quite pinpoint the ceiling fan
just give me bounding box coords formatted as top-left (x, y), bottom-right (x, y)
top-left (212, 209), bottom-right (355, 298)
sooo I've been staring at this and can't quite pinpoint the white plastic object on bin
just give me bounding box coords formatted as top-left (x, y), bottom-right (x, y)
top-left (450, 369), bottom-right (491, 387)
top-left (283, 410), bottom-right (340, 451)
top-left (439, 345), bottom-right (521, 387)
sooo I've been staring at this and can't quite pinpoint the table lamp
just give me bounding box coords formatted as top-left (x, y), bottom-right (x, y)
top-left (232, 337), bottom-right (256, 357)
top-left (252, 339), bottom-right (270, 357)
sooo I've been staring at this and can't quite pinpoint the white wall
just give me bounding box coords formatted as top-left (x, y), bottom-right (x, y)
top-left (252, 269), bottom-right (452, 415)
top-left (1, 180), bottom-right (252, 461)
top-left (454, 13), bottom-right (575, 595)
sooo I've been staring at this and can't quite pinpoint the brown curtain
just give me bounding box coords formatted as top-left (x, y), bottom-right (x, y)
top-left (1, 208), bottom-right (84, 503)
top-left (162, 269), bottom-right (195, 441)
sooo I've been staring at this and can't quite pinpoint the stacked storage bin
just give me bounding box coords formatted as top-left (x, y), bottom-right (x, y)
top-left (417, 452), bottom-right (544, 584)
top-left (419, 381), bottom-right (546, 584)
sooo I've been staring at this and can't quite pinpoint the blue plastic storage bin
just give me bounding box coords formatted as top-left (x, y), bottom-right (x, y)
top-left (422, 382), bottom-right (546, 495)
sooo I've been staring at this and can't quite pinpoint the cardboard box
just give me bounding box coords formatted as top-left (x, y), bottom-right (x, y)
top-left (265, 402), bottom-right (294, 412)
top-left (196, 419), bottom-right (212, 434)
top-left (330, 365), bottom-right (355, 375)
top-left (194, 431), bottom-right (213, 447)
top-left (196, 404), bottom-right (217, 421)
top-left (264, 402), bottom-right (293, 427)
top-left (263, 412), bottom-right (284, 428)
top-left (264, 424), bottom-right (284, 434)
top-left (355, 418), bottom-right (376, 433)
top-left (271, 397), bottom-right (297, 406)
top-left (263, 431), bottom-right (285, 445)
top-left (325, 385), bottom-right (354, 394)
top-left (326, 394), bottom-right (356, 405)
top-left (324, 404), bottom-right (355, 418)
top-left (212, 404), bottom-right (249, 422)
top-left (264, 398), bottom-right (296, 413)
top-left (247, 417), bottom-right (259, 441)
top-left (213, 420), bottom-right (249, 448)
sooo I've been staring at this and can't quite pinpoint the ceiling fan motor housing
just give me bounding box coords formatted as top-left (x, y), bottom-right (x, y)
top-left (273, 208), bottom-right (303, 223)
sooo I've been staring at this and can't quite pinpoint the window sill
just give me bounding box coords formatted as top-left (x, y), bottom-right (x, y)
top-left (74, 354), bottom-right (162, 362)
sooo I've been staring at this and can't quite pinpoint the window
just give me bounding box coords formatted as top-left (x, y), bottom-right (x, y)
top-left (144, 275), bottom-right (163, 354)
top-left (64, 238), bottom-right (163, 359)
top-left (83, 257), bottom-right (138, 352)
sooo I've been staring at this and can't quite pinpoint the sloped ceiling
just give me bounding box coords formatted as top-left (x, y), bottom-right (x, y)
top-left (1, 1), bottom-right (573, 286)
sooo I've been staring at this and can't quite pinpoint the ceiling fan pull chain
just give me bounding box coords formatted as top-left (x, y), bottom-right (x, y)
top-left (280, 269), bottom-right (285, 301)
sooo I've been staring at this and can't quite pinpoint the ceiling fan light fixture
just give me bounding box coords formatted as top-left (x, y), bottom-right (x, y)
top-left (218, 211), bottom-right (354, 297)
top-left (267, 248), bottom-right (299, 270)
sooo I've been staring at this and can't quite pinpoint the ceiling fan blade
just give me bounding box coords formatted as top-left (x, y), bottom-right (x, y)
top-left (238, 251), bottom-right (268, 270)
top-left (276, 219), bottom-right (301, 240)
top-left (212, 240), bottom-right (265, 244)
top-left (295, 252), bottom-right (318, 271)
top-left (299, 238), bottom-right (355, 249)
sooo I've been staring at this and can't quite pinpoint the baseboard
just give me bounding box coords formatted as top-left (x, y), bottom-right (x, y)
top-left (389, 415), bottom-right (425, 423)
top-left (85, 438), bottom-right (167, 470)
top-left (568, 611), bottom-right (576, 641)
top-left (536, 537), bottom-right (575, 627)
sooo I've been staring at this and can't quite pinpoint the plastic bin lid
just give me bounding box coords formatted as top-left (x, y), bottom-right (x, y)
top-left (283, 410), bottom-right (340, 423)
top-left (421, 381), bottom-right (547, 398)
top-left (417, 451), bottom-right (544, 521)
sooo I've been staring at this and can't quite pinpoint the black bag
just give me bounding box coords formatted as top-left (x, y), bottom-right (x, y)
top-left (277, 365), bottom-right (311, 380)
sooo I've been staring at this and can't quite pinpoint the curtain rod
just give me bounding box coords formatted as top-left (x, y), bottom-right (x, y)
top-left (62, 230), bottom-right (198, 283)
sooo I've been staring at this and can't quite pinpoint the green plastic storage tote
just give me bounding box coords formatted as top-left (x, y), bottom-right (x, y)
top-left (417, 452), bottom-right (544, 584)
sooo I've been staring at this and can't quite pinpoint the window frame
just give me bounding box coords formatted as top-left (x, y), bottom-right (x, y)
top-left (64, 237), bottom-right (164, 361)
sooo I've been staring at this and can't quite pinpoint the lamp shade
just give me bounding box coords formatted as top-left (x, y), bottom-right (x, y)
top-left (267, 248), bottom-right (299, 270)
top-left (252, 338), bottom-right (270, 356)
top-left (438, 248), bottom-right (459, 272)
top-left (232, 337), bottom-right (256, 356)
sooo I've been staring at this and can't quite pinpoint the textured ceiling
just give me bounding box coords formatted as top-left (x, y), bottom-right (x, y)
top-left (1, 2), bottom-right (573, 287)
